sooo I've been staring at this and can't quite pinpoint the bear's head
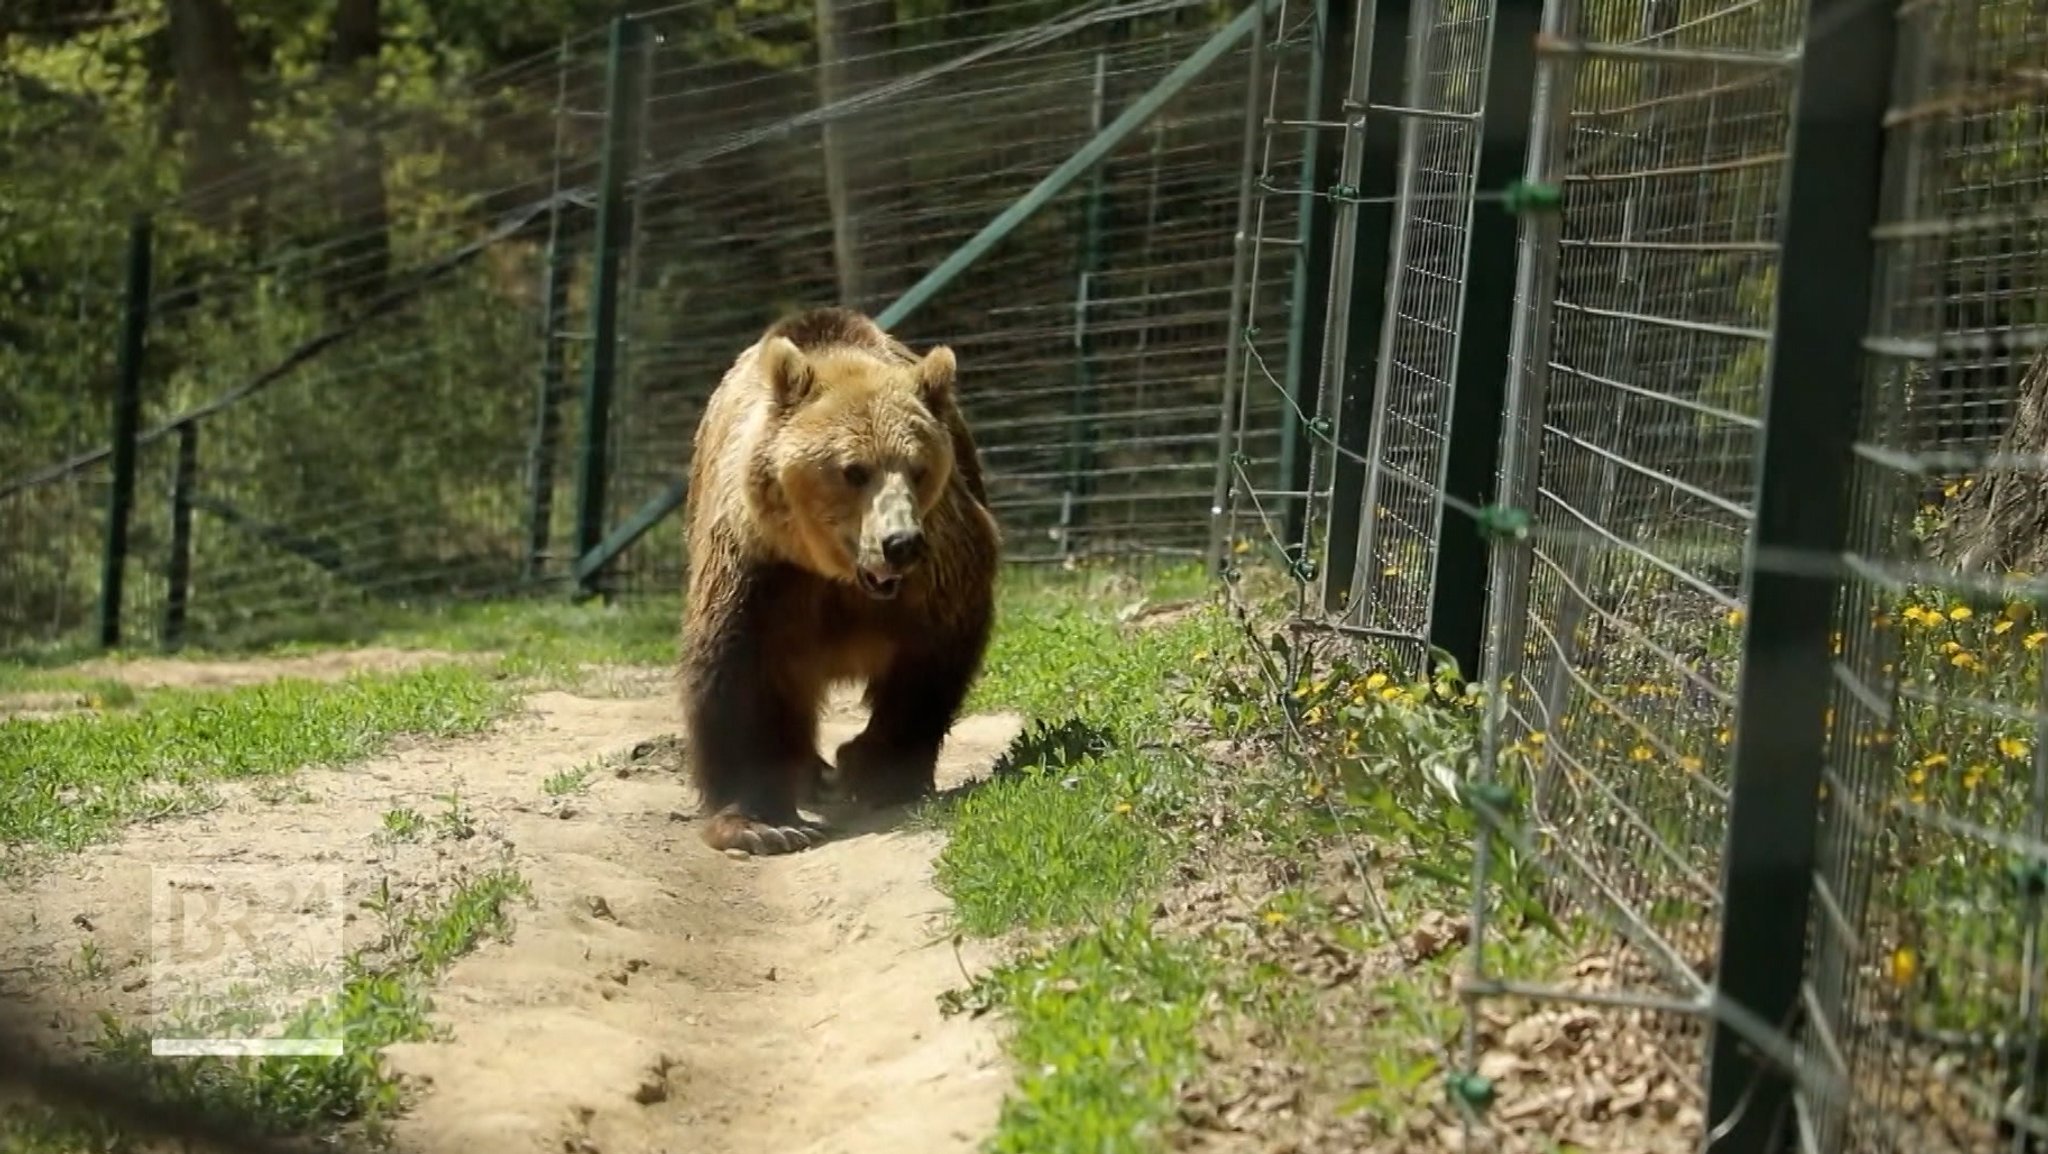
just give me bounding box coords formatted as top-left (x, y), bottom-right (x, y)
top-left (755, 335), bottom-right (960, 600)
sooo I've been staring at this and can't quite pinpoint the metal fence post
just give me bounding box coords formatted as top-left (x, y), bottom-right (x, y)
top-left (1203, 0), bottom-right (1273, 574)
top-left (98, 214), bottom-right (152, 650)
top-left (1315, 0), bottom-right (1413, 613)
top-left (162, 420), bottom-right (197, 651)
top-left (1703, 0), bottom-right (1897, 1144)
top-left (571, 14), bottom-right (645, 598)
top-left (1059, 49), bottom-right (1113, 559)
top-left (527, 36), bottom-right (575, 585)
top-left (1422, 0), bottom-right (1542, 680)
top-left (1274, 0), bottom-right (1352, 556)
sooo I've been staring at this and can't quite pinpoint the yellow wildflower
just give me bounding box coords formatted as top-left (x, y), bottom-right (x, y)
top-left (2028, 631), bottom-right (2048, 651)
top-left (2000, 736), bottom-right (2029, 760)
top-left (1917, 752), bottom-right (1950, 770)
top-left (1630, 744), bottom-right (1653, 762)
top-left (1962, 765), bottom-right (1987, 790)
top-left (1889, 946), bottom-right (1918, 987)
top-left (1995, 619), bottom-right (2016, 635)
top-left (1678, 756), bottom-right (1703, 773)
top-left (1951, 652), bottom-right (1980, 670)
top-left (1949, 605), bottom-right (1974, 621)
top-left (1365, 672), bottom-right (1389, 691)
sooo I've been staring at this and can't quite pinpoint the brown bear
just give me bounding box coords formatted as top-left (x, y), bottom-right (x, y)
top-left (676, 306), bottom-right (1001, 857)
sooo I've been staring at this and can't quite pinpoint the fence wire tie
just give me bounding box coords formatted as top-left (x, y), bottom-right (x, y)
top-left (1471, 504), bottom-right (1532, 542)
top-left (1446, 1069), bottom-right (1498, 1116)
top-left (1499, 180), bottom-right (1563, 215)
top-left (1458, 779), bottom-right (1518, 820)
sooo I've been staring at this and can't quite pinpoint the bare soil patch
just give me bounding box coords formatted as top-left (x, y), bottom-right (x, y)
top-left (0, 679), bottom-right (1022, 1154)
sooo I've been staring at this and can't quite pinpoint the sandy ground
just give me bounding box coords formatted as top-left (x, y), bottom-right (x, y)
top-left (0, 675), bottom-right (1023, 1154)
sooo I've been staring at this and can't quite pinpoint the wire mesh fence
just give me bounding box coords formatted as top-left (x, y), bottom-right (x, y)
top-left (1222, 0), bottom-right (2048, 1147)
top-left (588, 0), bottom-right (1306, 599)
top-left (0, 0), bottom-right (1291, 656)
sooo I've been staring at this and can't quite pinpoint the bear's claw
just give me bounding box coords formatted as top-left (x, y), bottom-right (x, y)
top-left (702, 808), bottom-right (827, 857)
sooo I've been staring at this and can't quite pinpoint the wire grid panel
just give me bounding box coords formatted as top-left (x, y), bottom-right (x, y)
top-left (594, 0), bottom-right (1297, 599)
top-left (1800, 1), bottom-right (2048, 1149)
top-left (1216, 0), bottom-right (1337, 572)
top-left (1341, 0), bottom-right (1494, 654)
top-left (1473, 0), bottom-right (1804, 1107)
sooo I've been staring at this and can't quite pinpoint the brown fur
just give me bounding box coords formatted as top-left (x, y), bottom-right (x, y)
top-left (678, 307), bottom-right (1001, 857)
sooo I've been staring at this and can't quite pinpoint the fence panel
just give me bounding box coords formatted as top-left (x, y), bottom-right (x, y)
top-left (1802, 0), bottom-right (2048, 1148)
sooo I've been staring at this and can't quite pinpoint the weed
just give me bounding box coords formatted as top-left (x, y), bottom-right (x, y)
top-left (432, 787), bottom-right (477, 841)
top-left (542, 764), bottom-right (592, 797)
top-left (380, 806), bottom-right (427, 841)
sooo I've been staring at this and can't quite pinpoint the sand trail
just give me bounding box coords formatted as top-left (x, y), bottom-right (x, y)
top-left (0, 681), bottom-right (1022, 1154)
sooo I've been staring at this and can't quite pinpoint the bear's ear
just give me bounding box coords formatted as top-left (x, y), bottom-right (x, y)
top-left (916, 345), bottom-right (957, 413)
top-left (761, 337), bottom-right (815, 410)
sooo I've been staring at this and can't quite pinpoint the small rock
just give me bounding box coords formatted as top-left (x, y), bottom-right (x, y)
top-left (588, 896), bottom-right (617, 922)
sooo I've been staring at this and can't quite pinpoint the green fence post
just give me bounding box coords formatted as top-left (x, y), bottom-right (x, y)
top-left (1060, 48), bottom-right (1114, 558)
top-left (572, 14), bottom-right (645, 599)
top-left (162, 419), bottom-right (197, 651)
top-left (99, 214), bottom-right (152, 650)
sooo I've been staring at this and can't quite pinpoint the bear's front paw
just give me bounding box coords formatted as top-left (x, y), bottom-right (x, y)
top-left (701, 806), bottom-right (828, 857)
top-left (834, 736), bottom-right (937, 809)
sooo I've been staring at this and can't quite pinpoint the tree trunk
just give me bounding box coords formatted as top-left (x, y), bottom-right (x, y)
top-left (325, 0), bottom-right (391, 310)
top-left (815, 0), bottom-right (896, 312)
top-left (165, 0), bottom-right (253, 230)
top-left (1929, 348), bottom-right (2048, 573)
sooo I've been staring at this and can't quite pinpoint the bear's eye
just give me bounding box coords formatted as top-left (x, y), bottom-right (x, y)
top-left (841, 463), bottom-right (871, 488)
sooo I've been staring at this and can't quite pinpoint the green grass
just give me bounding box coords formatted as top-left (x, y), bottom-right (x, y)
top-left (957, 912), bottom-right (1220, 1153)
top-left (927, 563), bottom-right (1581, 1152)
top-left (4, 865), bottom-right (535, 1152)
top-left (0, 664), bottom-right (515, 862)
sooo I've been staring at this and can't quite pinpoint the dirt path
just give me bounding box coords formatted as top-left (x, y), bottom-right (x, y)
top-left (0, 677), bottom-right (1023, 1154)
